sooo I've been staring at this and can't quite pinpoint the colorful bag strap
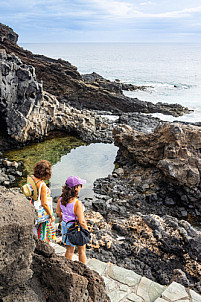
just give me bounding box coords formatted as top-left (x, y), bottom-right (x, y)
top-left (37, 182), bottom-right (44, 201)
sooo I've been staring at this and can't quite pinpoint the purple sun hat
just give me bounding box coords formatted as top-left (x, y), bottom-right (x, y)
top-left (65, 176), bottom-right (86, 188)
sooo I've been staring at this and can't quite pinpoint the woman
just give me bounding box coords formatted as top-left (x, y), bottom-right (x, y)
top-left (56, 176), bottom-right (88, 264)
top-left (31, 160), bottom-right (55, 242)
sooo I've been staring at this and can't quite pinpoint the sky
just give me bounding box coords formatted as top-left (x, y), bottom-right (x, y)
top-left (1, 0), bottom-right (201, 43)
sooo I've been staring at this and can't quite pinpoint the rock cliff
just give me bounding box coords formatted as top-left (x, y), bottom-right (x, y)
top-left (0, 186), bottom-right (109, 301)
top-left (0, 50), bottom-right (113, 144)
top-left (0, 22), bottom-right (190, 116)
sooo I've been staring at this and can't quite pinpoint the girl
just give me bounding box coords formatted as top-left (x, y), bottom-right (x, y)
top-left (56, 176), bottom-right (88, 264)
top-left (31, 160), bottom-right (55, 242)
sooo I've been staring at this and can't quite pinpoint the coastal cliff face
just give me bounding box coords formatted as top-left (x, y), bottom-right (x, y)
top-left (0, 22), bottom-right (190, 117)
top-left (0, 186), bottom-right (109, 301)
top-left (0, 49), bottom-right (43, 139)
top-left (0, 50), bottom-right (113, 144)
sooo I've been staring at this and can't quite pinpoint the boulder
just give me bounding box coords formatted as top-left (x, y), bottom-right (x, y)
top-left (0, 186), bottom-right (35, 298)
top-left (113, 123), bottom-right (201, 189)
top-left (0, 186), bottom-right (109, 301)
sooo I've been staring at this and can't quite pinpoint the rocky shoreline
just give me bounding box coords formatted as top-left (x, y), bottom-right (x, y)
top-left (83, 210), bottom-right (201, 294)
top-left (1, 22), bottom-right (201, 300)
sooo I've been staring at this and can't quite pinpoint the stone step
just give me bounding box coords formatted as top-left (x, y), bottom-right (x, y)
top-left (50, 242), bottom-right (201, 302)
top-left (155, 282), bottom-right (201, 302)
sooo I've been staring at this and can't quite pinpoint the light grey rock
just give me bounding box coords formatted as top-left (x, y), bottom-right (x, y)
top-left (119, 283), bottom-right (129, 292)
top-left (87, 258), bottom-right (108, 276)
top-left (108, 290), bottom-right (127, 302)
top-left (136, 277), bottom-right (166, 302)
top-left (190, 289), bottom-right (201, 302)
top-left (127, 293), bottom-right (143, 302)
top-left (161, 282), bottom-right (188, 301)
top-left (107, 264), bottom-right (141, 287)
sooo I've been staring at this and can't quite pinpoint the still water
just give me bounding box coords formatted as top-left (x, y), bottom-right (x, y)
top-left (5, 133), bottom-right (118, 199)
top-left (51, 143), bottom-right (118, 199)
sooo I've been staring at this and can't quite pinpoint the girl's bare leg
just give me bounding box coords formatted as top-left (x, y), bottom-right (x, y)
top-left (77, 245), bottom-right (86, 264)
top-left (65, 245), bottom-right (75, 260)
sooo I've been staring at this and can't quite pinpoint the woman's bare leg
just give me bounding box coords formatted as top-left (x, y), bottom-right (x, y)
top-left (65, 245), bottom-right (75, 260)
top-left (77, 245), bottom-right (86, 264)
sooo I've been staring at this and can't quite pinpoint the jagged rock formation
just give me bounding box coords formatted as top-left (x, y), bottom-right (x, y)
top-left (113, 123), bottom-right (201, 189)
top-left (112, 123), bottom-right (201, 211)
top-left (84, 210), bottom-right (201, 294)
top-left (82, 72), bottom-right (149, 94)
top-left (118, 112), bottom-right (165, 133)
top-left (0, 50), bottom-right (113, 143)
top-left (0, 49), bottom-right (43, 137)
top-left (0, 186), bottom-right (109, 301)
top-left (0, 22), bottom-right (190, 116)
top-left (0, 23), bottom-right (18, 44)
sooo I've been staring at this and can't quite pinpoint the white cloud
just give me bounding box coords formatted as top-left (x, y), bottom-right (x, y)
top-left (88, 0), bottom-right (201, 19)
top-left (1, 0), bottom-right (201, 42)
top-left (139, 1), bottom-right (155, 6)
top-left (89, 0), bottom-right (136, 17)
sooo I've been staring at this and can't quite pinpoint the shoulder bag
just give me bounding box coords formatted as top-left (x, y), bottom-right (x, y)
top-left (66, 200), bottom-right (91, 246)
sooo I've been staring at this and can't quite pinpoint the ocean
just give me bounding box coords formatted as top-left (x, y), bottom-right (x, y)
top-left (21, 42), bottom-right (201, 123)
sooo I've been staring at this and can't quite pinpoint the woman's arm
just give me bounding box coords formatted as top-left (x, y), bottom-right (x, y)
top-left (56, 198), bottom-right (63, 219)
top-left (40, 184), bottom-right (55, 222)
top-left (76, 201), bottom-right (88, 229)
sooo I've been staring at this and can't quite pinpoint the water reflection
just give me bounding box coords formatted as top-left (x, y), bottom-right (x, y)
top-left (5, 133), bottom-right (118, 200)
top-left (51, 143), bottom-right (118, 199)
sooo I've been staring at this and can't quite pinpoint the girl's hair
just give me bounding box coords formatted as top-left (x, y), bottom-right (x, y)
top-left (33, 160), bottom-right (52, 180)
top-left (61, 184), bottom-right (81, 206)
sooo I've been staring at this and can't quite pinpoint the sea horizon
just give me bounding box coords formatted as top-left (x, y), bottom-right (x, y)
top-left (20, 42), bottom-right (201, 124)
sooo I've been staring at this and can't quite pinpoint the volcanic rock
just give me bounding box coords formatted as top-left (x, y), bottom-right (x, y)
top-left (0, 186), bottom-right (109, 301)
top-left (85, 210), bottom-right (201, 294)
top-left (113, 123), bottom-right (201, 189)
top-left (0, 22), bottom-right (18, 44)
top-left (0, 22), bottom-right (191, 116)
top-left (82, 72), bottom-right (149, 95)
top-left (0, 50), bottom-right (113, 144)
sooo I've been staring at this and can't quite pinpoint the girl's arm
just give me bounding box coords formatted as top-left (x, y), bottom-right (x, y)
top-left (56, 198), bottom-right (63, 219)
top-left (40, 184), bottom-right (55, 222)
top-left (76, 201), bottom-right (88, 229)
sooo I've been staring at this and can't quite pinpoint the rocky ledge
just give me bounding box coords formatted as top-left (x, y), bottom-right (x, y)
top-left (0, 22), bottom-right (191, 117)
top-left (83, 210), bottom-right (201, 295)
top-left (82, 72), bottom-right (151, 94)
top-left (0, 186), bottom-right (109, 301)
